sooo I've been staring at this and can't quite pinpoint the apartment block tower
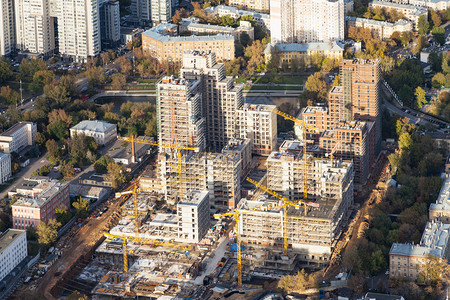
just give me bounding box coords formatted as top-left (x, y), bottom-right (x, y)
top-left (151, 0), bottom-right (172, 24)
top-left (180, 51), bottom-right (243, 152)
top-left (0, 0), bottom-right (15, 56)
top-left (100, 0), bottom-right (120, 49)
top-left (15, 0), bottom-right (55, 57)
top-left (270, 0), bottom-right (344, 43)
top-left (157, 76), bottom-right (206, 151)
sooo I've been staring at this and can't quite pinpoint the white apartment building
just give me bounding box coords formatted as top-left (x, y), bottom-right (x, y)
top-left (270, 0), bottom-right (344, 43)
top-left (390, 0), bottom-right (449, 10)
top-left (205, 5), bottom-right (270, 30)
top-left (100, 0), bottom-right (121, 48)
top-left (0, 229), bottom-right (27, 282)
top-left (369, 1), bottom-right (427, 29)
top-left (0, 153), bottom-right (11, 184)
top-left (70, 120), bottom-right (117, 145)
top-left (228, 0), bottom-right (269, 12)
top-left (0, 122), bottom-right (37, 154)
top-left (151, 0), bottom-right (172, 25)
top-left (177, 190), bottom-right (209, 243)
top-left (0, 0), bottom-right (15, 56)
top-left (58, 0), bottom-right (101, 62)
top-left (236, 104), bottom-right (277, 156)
top-left (15, 0), bottom-right (55, 57)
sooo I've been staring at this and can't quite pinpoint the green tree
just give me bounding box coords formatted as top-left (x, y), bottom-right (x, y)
top-left (432, 72), bottom-right (446, 88)
top-left (46, 139), bottom-right (61, 162)
top-left (432, 26), bottom-right (446, 45)
top-left (417, 15), bottom-right (429, 35)
top-left (37, 218), bottom-right (61, 245)
top-left (0, 86), bottom-right (20, 105)
top-left (72, 197), bottom-right (89, 218)
top-left (44, 84), bottom-right (70, 106)
top-left (33, 165), bottom-right (50, 176)
top-left (399, 132), bottom-right (413, 150)
top-left (0, 60), bottom-right (13, 84)
top-left (443, 53), bottom-right (450, 74)
top-left (47, 120), bottom-right (69, 140)
top-left (107, 162), bottom-right (126, 189)
top-left (55, 206), bottom-right (72, 225)
top-left (94, 155), bottom-right (114, 173)
top-left (415, 86), bottom-right (427, 108)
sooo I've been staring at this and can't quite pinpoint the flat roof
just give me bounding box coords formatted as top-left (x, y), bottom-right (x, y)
top-left (370, 0), bottom-right (427, 12)
top-left (13, 181), bottom-right (68, 208)
top-left (1, 122), bottom-right (33, 137)
top-left (345, 16), bottom-right (411, 27)
top-left (264, 40), bottom-right (345, 54)
top-left (71, 120), bottom-right (116, 133)
top-left (223, 138), bottom-right (250, 152)
top-left (0, 229), bottom-right (25, 253)
top-left (178, 190), bottom-right (209, 206)
top-left (430, 176), bottom-right (450, 213)
top-left (143, 27), bottom-right (234, 43)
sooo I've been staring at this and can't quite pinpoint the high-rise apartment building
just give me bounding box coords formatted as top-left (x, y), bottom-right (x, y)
top-left (15, 0), bottom-right (55, 57)
top-left (151, 0), bottom-right (172, 24)
top-left (58, 0), bottom-right (101, 62)
top-left (156, 75), bottom-right (206, 151)
top-left (180, 51), bottom-right (243, 152)
top-left (270, 0), bottom-right (344, 43)
top-left (130, 0), bottom-right (151, 26)
top-left (0, 0), bottom-right (15, 56)
top-left (100, 0), bottom-right (120, 49)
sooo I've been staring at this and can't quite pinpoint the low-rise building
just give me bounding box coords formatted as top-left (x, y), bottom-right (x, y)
top-left (12, 180), bottom-right (70, 229)
top-left (430, 175), bottom-right (450, 223)
top-left (264, 40), bottom-right (344, 68)
top-left (393, 0), bottom-right (449, 10)
top-left (142, 24), bottom-right (235, 62)
top-left (0, 122), bottom-right (37, 154)
top-left (205, 5), bottom-right (270, 30)
top-left (179, 17), bottom-right (254, 41)
top-left (121, 27), bottom-right (144, 44)
top-left (70, 120), bottom-right (117, 146)
top-left (177, 190), bottom-right (209, 243)
top-left (0, 229), bottom-right (28, 282)
top-left (79, 171), bottom-right (113, 188)
top-left (0, 152), bottom-right (11, 184)
top-left (345, 16), bottom-right (413, 39)
top-left (69, 184), bottom-right (111, 203)
top-left (389, 220), bottom-right (450, 279)
top-left (369, 0), bottom-right (428, 29)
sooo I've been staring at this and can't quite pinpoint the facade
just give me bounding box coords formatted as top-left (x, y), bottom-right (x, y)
top-left (389, 220), bottom-right (450, 279)
top-left (270, 0), bottom-right (344, 43)
top-left (429, 175), bottom-right (450, 223)
top-left (142, 27), bottom-right (235, 62)
top-left (79, 171), bottom-right (113, 187)
top-left (177, 190), bottom-right (209, 243)
top-left (0, 152), bottom-right (11, 184)
top-left (58, 0), bottom-right (101, 62)
top-left (205, 5), bottom-right (270, 30)
top-left (345, 16), bottom-right (413, 40)
top-left (264, 40), bottom-right (344, 67)
top-left (70, 120), bottom-right (117, 146)
top-left (0, 122), bottom-right (37, 154)
top-left (0, 229), bottom-right (27, 282)
top-left (130, 0), bottom-right (151, 26)
top-left (406, 0), bottom-right (449, 10)
top-left (228, 0), bottom-right (269, 12)
top-left (180, 51), bottom-right (243, 152)
top-left (0, 0), bottom-right (15, 56)
top-left (369, 1), bottom-right (428, 29)
top-left (236, 104), bottom-right (277, 156)
top-left (180, 18), bottom-right (254, 41)
top-left (222, 138), bottom-right (252, 179)
top-left (151, 0), bottom-right (172, 25)
top-left (12, 180), bottom-right (70, 229)
top-left (14, 0), bottom-right (55, 57)
top-left (100, 0), bottom-right (121, 49)
top-left (156, 76), bottom-right (206, 151)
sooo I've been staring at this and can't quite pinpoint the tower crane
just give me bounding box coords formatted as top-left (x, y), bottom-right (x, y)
top-left (103, 232), bottom-right (191, 274)
top-left (326, 141), bottom-right (341, 167)
top-left (272, 109), bottom-right (319, 202)
top-left (117, 134), bottom-right (200, 200)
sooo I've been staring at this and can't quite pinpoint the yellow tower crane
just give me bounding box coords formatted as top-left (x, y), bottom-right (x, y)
top-left (103, 232), bottom-right (191, 274)
top-left (246, 177), bottom-right (319, 254)
top-left (117, 134), bottom-right (200, 200)
top-left (272, 109), bottom-right (319, 201)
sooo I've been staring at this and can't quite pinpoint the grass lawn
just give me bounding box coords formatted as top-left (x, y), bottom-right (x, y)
top-left (134, 79), bottom-right (158, 84)
top-left (236, 75), bottom-right (306, 85)
top-left (244, 85), bottom-right (304, 91)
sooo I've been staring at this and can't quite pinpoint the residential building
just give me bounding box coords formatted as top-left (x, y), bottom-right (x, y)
top-left (179, 18), bottom-right (254, 41)
top-left (236, 104), bottom-right (277, 156)
top-left (130, 0), bottom-right (151, 26)
top-left (0, 229), bottom-right (27, 282)
top-left (344, 0), bottom-right (354, 13)
top-left (70, 120), bottom-right (117, 146)
top-left (14, 0), bottom-right (55, 57)
top-left (406, 0), bottom-right (449, 10)
top-left (8, 176), bottom-right (51, 197)
top-left (389, 220), bottom-right (450, 279)
top-left (369, 1), bottom-right (427, 29)
top-left (239, 158), bottom-right (353, 262)
top-left (222, 138), bottom-right (252, 178)
top-left (0, 0), bottom-right (15, 56)
top-left (100, 0), bottom-right (121, 49)
top-left (120, 27), bottom-right (144, 44)
top-left (429, 175), bottom-right (450, 223)
top-left (58, 0), bottom-right (101, 62)
top-left (264, 40), bottom-right (344, 67)
top-left (205, 5), bottom-right (270, 30)
top-left (228, 0), bottom-right (269, 12)
top-left (156, 76), bottom-right (206, 151)
top-left (12, 180), bottom-right (70, 229)
top-left (270, 0), bottom-right (344, 43)
top-left (151, 0), bottom-right (172, 25)
top-left (0, 122), bottom-right (37, 154)
top-left (79, 171), bottom-right (113, 188)
top-left (177, 190), bottom-right (209, 243)
top-left (141, 24), bottom-right (235, 62)
top-left (0, 153), bottom-right (11, 184)
top-left (179, 51), bottom-right (243, 152)
top-left (345, 16), bottom-right (413, 40)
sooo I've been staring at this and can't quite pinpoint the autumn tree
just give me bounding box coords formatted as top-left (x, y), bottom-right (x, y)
top-left (244, 40), bottom-right (265, 75)
top-left (44, 84), bottom-right (70, 106)
top-left (85, 66), bottom-right (107, 88)
top-left (305, 72), bottom-right (328, 101)
top-left (415, 86), bottom-right (426, 108)
top-left (94, 155), bottom-right (114, 173)
top-left (115, 56), bottom-right (133, 75)
top-left (55, 206), bottom-right (72, 225)
top-left (0, 86), bottom-right (20, 105)
top-left (37, 218), bottom-right (61, 245)
top-left (111, 73), bottom-right (126, 90)
top-left (33, 69), bottom-right (55, 86)
top-left (49, 109), bottom-right (73, 127)
top-left (399, 132), bottom-right (413, 151)
top-left (107, 162), bottom-right (126, 189)
top-left (73, 197), bottom-right (90, 218)
top-left (0, 60), bottom-right (13, 84)
top-left (46, 139), bottom-right (62, 162)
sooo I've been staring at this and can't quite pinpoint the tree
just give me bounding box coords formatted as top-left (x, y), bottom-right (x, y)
top-left (244, 40), bottom-right (265, 75)
top-left (399, 132), bottom-right (413, 150)
top-left (415, 86), bottom-right (427, 108)
top-left (69, 134), bottom-right (98, 165)
top-left (72, 197), bottom-right (89, 218)
top-left (94, 155), bottom-right (114, 173)
top-left (67, 291), bottom-right (88, 300)
top-left (417, 15), bottom-right (429, 35)
top-left (85, 66), bottom-right (107, 89)
top-left (0, 86), bottom-right (20, 105)
top-left (47, 120), bottom-right (69, 140)
top-left (59, 75), bottom-right (76, 97)
top-left (33, 165), bottom-right (50, 176)
top-left (431, 10), bottom-right (442, 27)
top-left (111, 73), bottom-right (126, 90)
top-left (432, 26), bottom-right (446, 45)
top-left (305, 72), bottom-right (327, 101)
top-left (107, 162), bottom-right (126, 189)
top-left (60, 161), bottom-right (75, 178)
top-left (400, 31), bottom-right (412, 46)
top-left (37, 218), bottom-right (61, 245)
top-left (46, 139), bottom-right (61, 162)
top-left (432, 72), bottom-right (446, 88)
top-left (44, 84), bottom-right (70, 106)
top-left (115, 56), bottom-right (133, 75)
top-left (49, 109), bottom-right (73, 127)
top-left (55, 206), bottom-right (72, 225)
top-left (443, 53), bottom-right (450, 74)
top-left (0, 60), bottom-right (13, 84)
top-left (33, 70), bottom-right (54, 86)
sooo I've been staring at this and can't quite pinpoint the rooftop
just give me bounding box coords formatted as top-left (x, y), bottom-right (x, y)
top-left (223, 138), bottom-right (250, 152)
top-left (302, 106), bottom-right (328, 114)
top-left (345, 16), bottom-right (412, 27)
top-left (279, 140), bottom-right (320, 153)
top-left (80, 171), bottom-right (110, 183)
top-left (71, 120), bottom-right (116, 133)
top-left (0, 229), bottom-right (25, 253)
top-left (178, 190), bottom-right (209, 206)
top-left (13, 180), bottom-right (67, 208)
top-left (143, 26), bottom-right (234, 43)
top-left (264, 40), bottom-right (345, 54)
top-left (370, 0), bottom-right (428, 12)
top-left (1, 122), bottom-right (33, 137)
top-left (430, 176), bottom-right (450, 213)
top-left (206, 5), bottom-right (269, 19)
top-left (241, 103), bottom-right (276, 112)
